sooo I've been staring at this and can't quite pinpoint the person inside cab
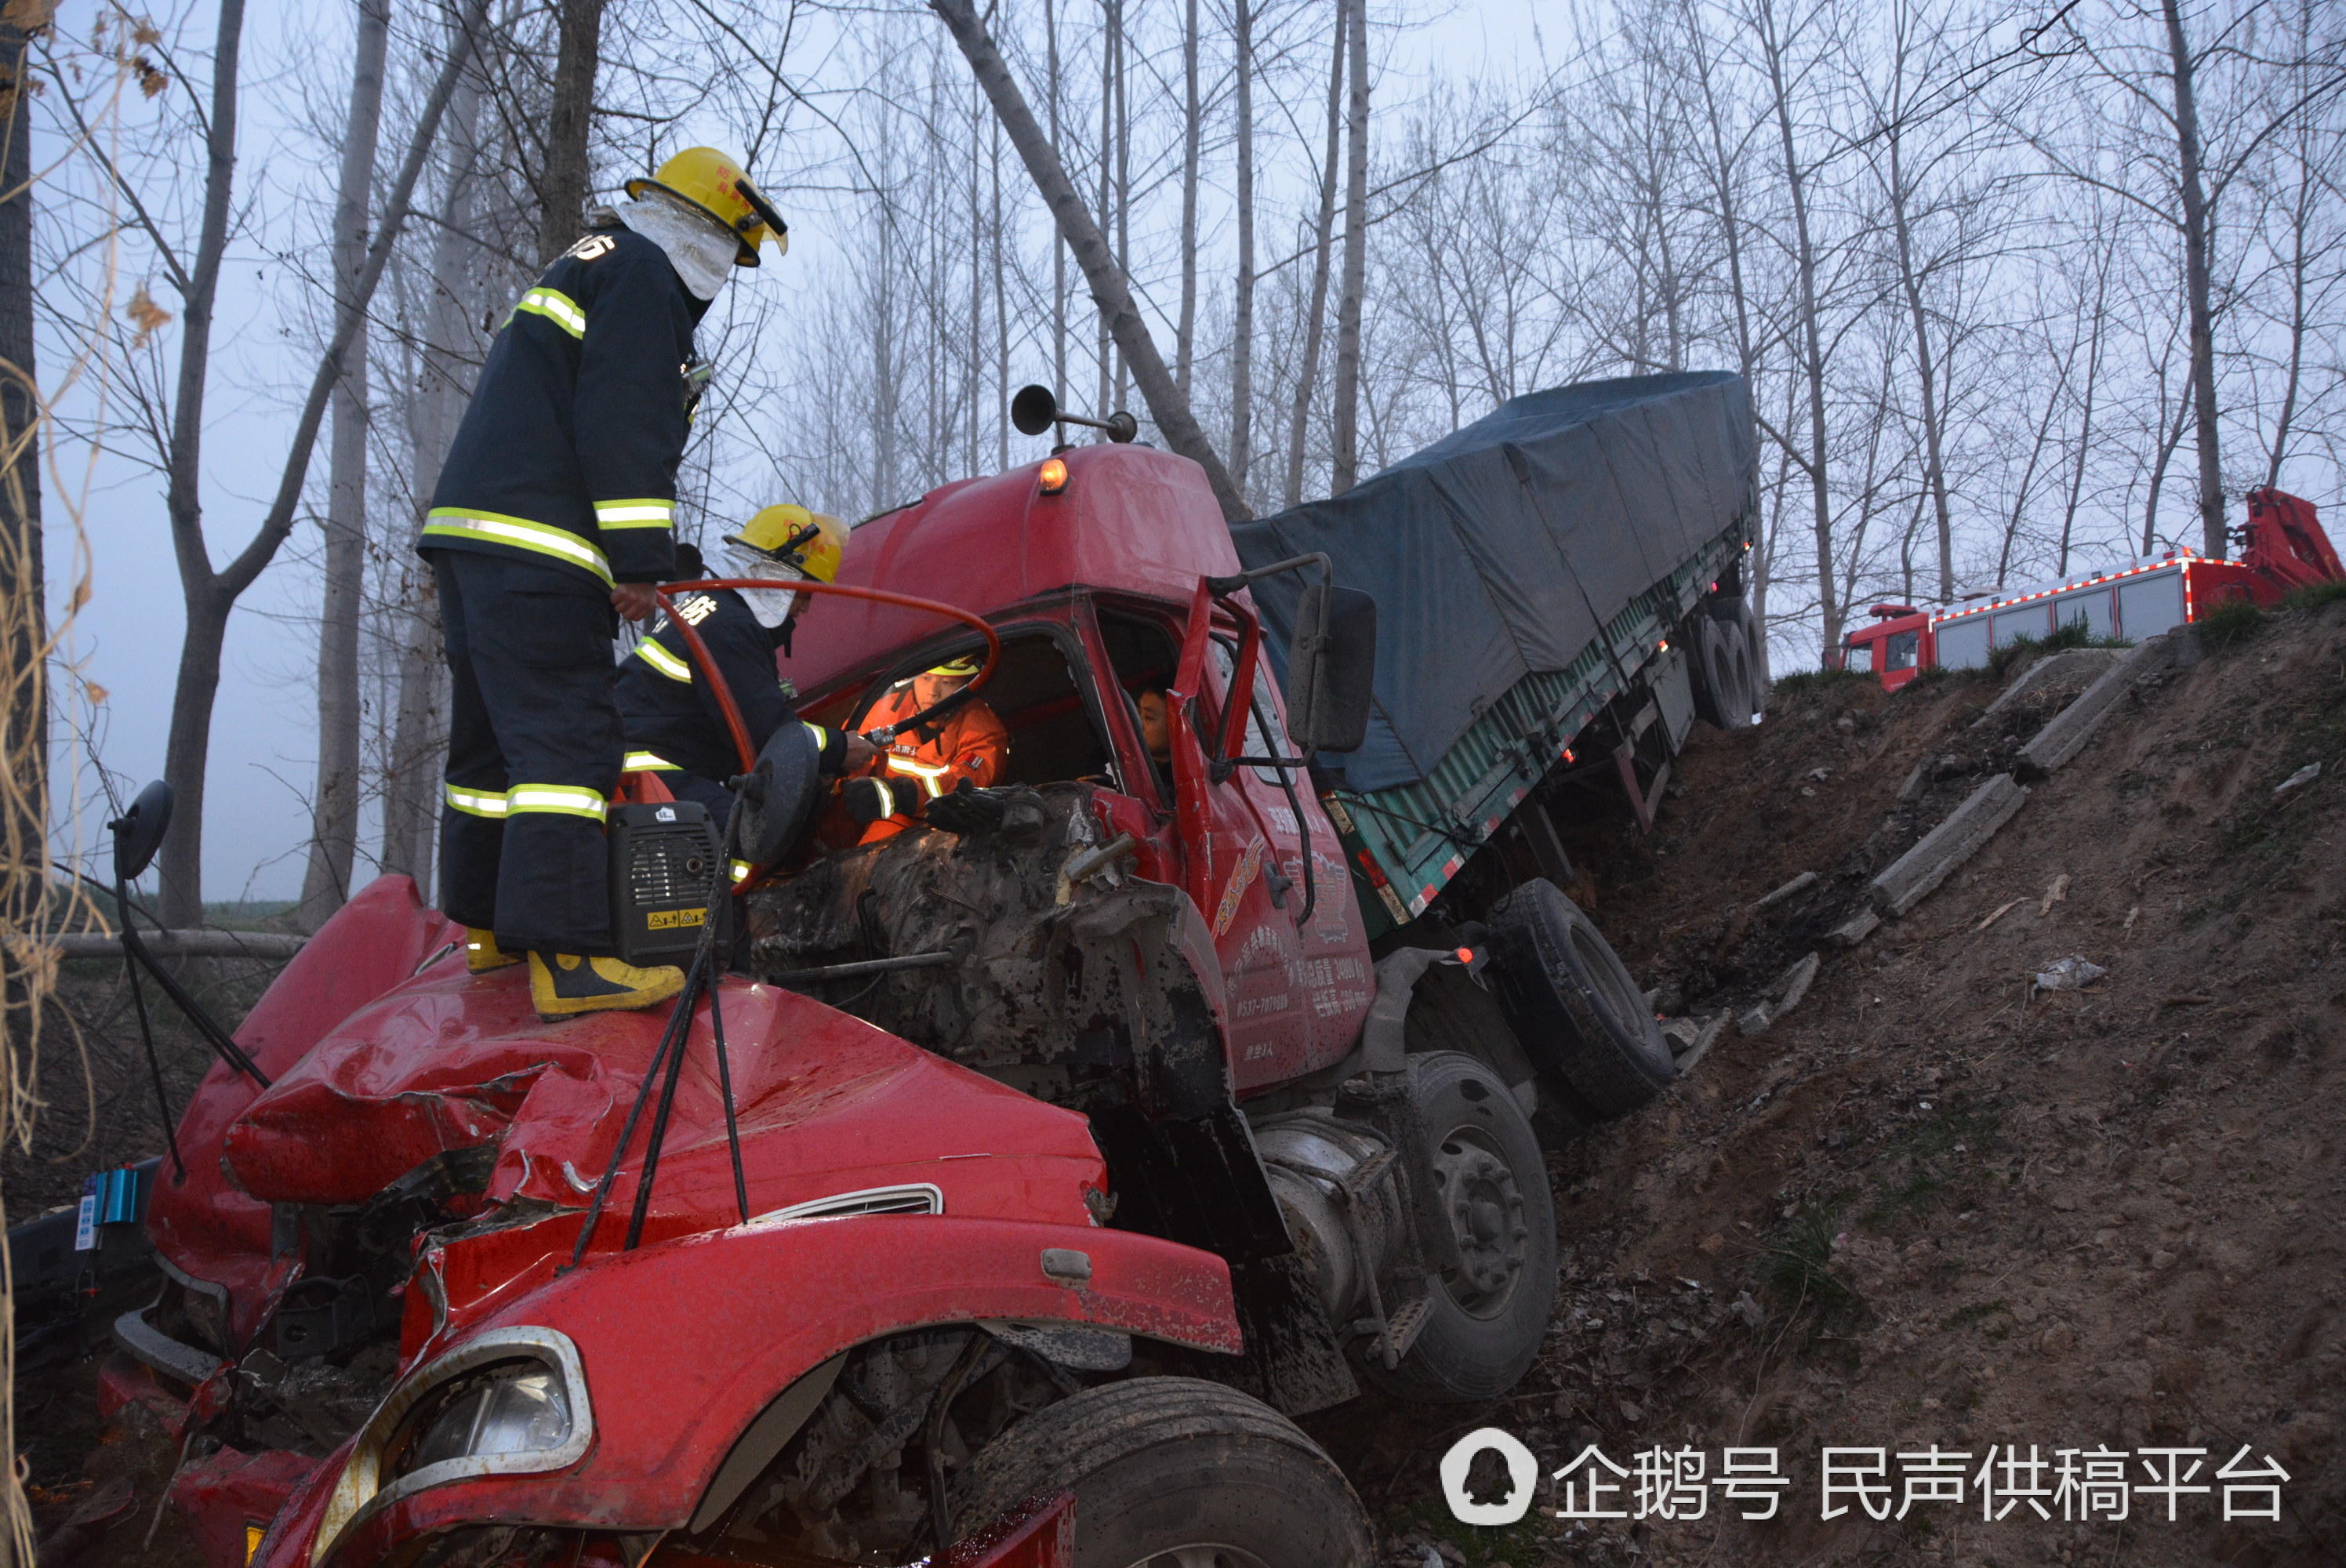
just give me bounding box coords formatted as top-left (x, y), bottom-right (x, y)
top-left (416, 143), bottom-right (790, 1021)
top-left (845, 655), bottom-right (1009, 843)
top-left (616, 503), bottom-right (875, 818)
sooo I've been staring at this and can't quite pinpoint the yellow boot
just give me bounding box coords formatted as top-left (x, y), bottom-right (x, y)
top-left (528, 952), bottom-right (685, 1020)
top-left (466, 927), bottom-right (522, 973)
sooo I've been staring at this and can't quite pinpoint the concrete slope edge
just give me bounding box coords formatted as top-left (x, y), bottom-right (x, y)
top-left (2017, 628), bottom-right (2199, 776)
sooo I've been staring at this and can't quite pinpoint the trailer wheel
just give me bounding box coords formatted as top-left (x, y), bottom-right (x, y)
top-left (1712, 595), bottom-right (1767, 712)
top-left (1360, 1051), bottom-right (1557, 1404)
top-left (1485, 879), bottom-right (1674, 1118)
top-left (950, 1377), bottom-right (1373, 1567)
top-left (1692, 615), bottom-right (1752, 730)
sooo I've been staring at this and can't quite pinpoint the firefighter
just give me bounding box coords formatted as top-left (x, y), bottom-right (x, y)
top-left (419, 146), bottom-right (789, 1020)
top-left (616, 504), bottom-right (875, 818)
top-left (845, 655), bottom-right (1010, 843)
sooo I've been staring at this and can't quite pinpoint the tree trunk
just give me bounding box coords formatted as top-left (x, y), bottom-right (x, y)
top-left (993, 114), bottom-right (1009, 470)
top-left (1113, 0), bottom-right (1131, 413)
top-left (929, 0), bottom-right (1247, 520)
top-left (1328, 0), bottom-right (1370, 492)
top-left (2163, 0), bottom-right (2225, 559)
top-left (1283, 0), bottom-right (1346, 509)
top-left (1175, 0), bottom-right (1199, 401)
top-left (1885, 129), bottom-right (1954, 603)
top-left (1045, 0), bottom-right (1066, 397)
top-left (1095, 0), bottom-right (1114, 419)
top-left (538, 0), bottom-right (606, 266)
top-left (298, 0), bottom-right (393, 931)
top-left (1686, 1), bottom-right (1765, 678)
top-left (1755, 0), bottom-right (1839, 659)
top-left (0, 15), bottom-right (45, 1108)
top-left (1229, 0), bottom-right (1255, 501)
top-left (158, 0), bottom-right (251, 925)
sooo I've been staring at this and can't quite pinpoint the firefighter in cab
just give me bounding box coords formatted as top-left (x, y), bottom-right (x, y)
top-left (417, 145), bottom-right (787, 1020)
top-left (616, 504), bottom-right (876, 817)
top-left (842, 655), bottom-right (1010, 842)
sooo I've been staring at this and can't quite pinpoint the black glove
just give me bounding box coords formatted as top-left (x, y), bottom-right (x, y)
top-left (924, 780), bottom-right (1010, 837)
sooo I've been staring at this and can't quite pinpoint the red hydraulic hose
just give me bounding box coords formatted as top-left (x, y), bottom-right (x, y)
top-left (650, 577), bottom-right (1005, 775)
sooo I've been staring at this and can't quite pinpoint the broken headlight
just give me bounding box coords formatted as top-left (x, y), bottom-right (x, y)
top-left (387, 1359), bottom-right (573, 1479)
top-left (310, 1328), bottom-right (594, 1566)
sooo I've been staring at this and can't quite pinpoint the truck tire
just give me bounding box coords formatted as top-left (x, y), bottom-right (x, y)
top-left (1484, 879), bottom-right (1674, 1119)
top-left (950, 1377), bottom-right (1373, 1567)
top-left (1692, 615), bottom-right (1752, 730)
top-left (1361, 1051), bottom-right (1557, 1405)
top-left (1712, 595), bottom-right (1767, 711)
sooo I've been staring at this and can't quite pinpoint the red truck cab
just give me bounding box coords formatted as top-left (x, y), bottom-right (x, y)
top-left (1836, 603), bottom-right (1931, 690)
top-left (786, 440), bottom-right (1376, 1090)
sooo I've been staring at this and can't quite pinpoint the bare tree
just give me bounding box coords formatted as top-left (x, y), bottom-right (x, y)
top-left (296, 0), bottom-right (394, 931)
top-left (1751, 0), bottom-right (1845, 658)
top-left (1284, 0), bottom-right (1345, 506)
top-left (1328, 0), bottom-right (1369, 492)
top-left (1177, 0), bottom-right (1200, 400)
top-left (138, 0), bottom-right (488, 922)
top-left (929, 0), bottom-right (1247, 518)
top-left (1229, 0), bottom-right (1256, 499)
top-left (539, 0), bottom-right (606, 263)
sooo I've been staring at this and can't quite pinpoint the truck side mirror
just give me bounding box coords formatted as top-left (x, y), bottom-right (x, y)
top-left (1284, 585), bottom-right (1376, 754)
top-left (109, 779), bottom-right (175, 884)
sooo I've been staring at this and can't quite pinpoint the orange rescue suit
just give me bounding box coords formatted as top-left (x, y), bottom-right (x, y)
top-left (857, 685), bottom-right (1009, 843)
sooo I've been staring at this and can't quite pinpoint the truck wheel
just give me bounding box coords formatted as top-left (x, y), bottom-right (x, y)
top-left (950, 1377), bottom-right (1373, 1567)
top-left (1362, 1051), bottom-right (1557, 1404)
top-left (1485, 879), bottom-right (1674, 1119)
top-left (1692, 615), bottom-right (1752, 730)
top-left (1712, 595), bottom-right (1767, 710)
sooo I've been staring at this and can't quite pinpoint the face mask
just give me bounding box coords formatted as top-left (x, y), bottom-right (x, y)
top-left (721, 542), bottom-right (805, 629)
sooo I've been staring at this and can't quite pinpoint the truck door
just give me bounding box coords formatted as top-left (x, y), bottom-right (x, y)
top-left (1207, 638), bottom-right (1373, 1076)
top-left (1164, 583), bottom-right (1350, 1091)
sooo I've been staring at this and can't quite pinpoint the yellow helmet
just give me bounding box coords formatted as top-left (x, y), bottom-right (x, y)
top-left (626, 147), bottom-right (788, 267)
top-left (728, 503), bottom-right (846, 583)
top-left (926, 653), bottom-right (983, 679)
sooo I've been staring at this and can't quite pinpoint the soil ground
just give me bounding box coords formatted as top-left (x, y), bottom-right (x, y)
top-left (1326, 597), bottom-right (2346, 1567)
top-left (17, 606), bottom-right (2346, 1566)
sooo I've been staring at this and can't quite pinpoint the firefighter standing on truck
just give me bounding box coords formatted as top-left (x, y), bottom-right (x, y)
top-left (845, 655), bottom-right (1010, 843)
top-left (616, 504), bottom-right (875, 818)
top-left (418, 146), bottom-right (789, 1020)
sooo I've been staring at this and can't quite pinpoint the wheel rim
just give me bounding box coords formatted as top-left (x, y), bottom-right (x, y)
top-left (1429, 1124), bottom-right (1531, 1318)
top-left (1127, 1545), bottom-right (1275, 1568)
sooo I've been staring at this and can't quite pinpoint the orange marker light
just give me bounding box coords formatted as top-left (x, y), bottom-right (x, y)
top-left (1039, 457), bottom-right (1070, 494)
top-left (1658, 638), bottom-right (1669, 652)
top-left (1454, 946), bottom-right (1475, 964)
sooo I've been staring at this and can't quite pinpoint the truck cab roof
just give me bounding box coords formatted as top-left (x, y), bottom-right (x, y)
top-left (784, 444), bottom-right (1240, 697)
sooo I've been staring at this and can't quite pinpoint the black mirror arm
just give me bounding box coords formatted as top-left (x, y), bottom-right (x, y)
top-left (111, 885), bottom-right (273, 1091)
top-left (1203, 552), bottom-right (1333, 600)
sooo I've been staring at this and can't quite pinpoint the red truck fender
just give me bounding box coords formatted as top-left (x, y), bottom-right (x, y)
top-left (274, 1214), bottom-right (1238, 1564)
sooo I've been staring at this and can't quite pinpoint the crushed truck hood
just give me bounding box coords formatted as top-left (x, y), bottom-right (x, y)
top-left (221, 958), bottom-right (1106, 1234)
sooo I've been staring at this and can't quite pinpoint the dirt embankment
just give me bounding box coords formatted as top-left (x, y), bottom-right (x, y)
top-left (1333, 601), bottom-right (2346, 1567)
